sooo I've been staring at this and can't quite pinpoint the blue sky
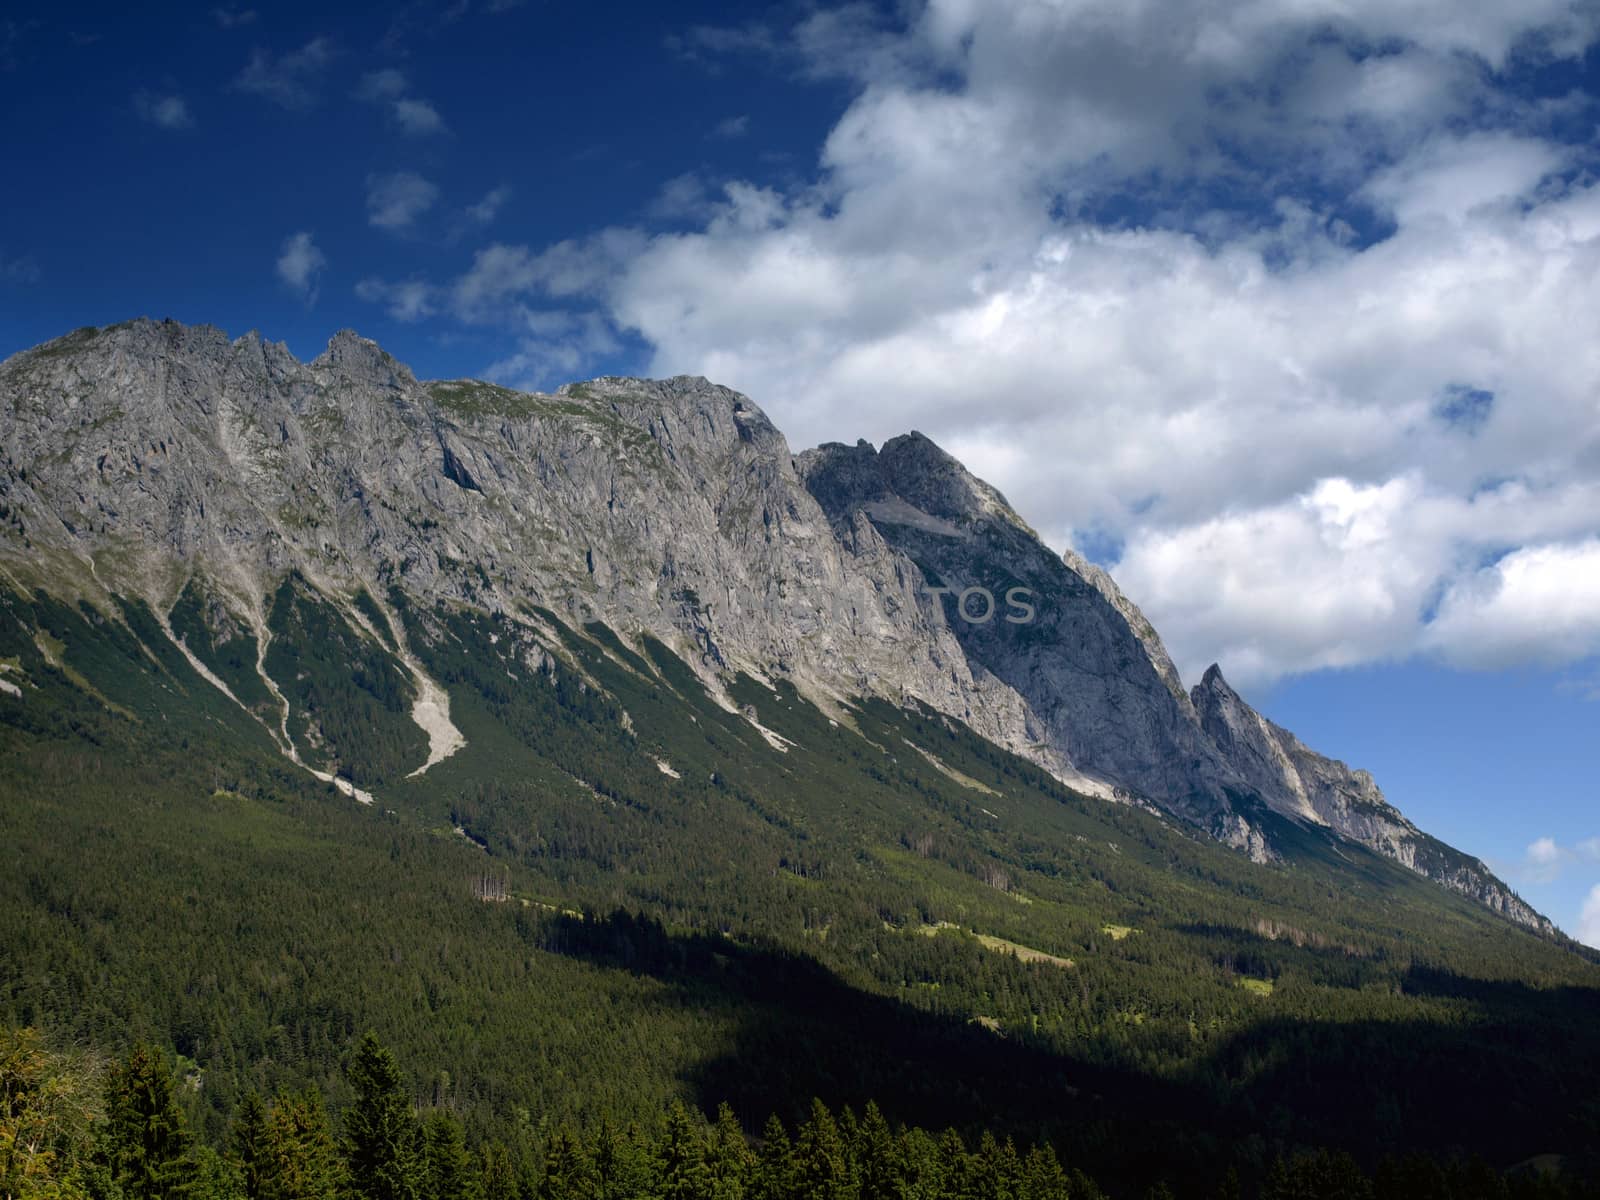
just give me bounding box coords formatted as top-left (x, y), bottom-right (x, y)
top-left (2, 1), bottom-right (1598, 941)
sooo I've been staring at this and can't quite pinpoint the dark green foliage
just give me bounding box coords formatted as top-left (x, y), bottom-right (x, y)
top-left (351, 590), bottom-right (399, 651)
top-left (261, 1089), bottom-right (343, 1200)
top-left (5, 583), bottom-right (1600, 1198)
top-left (708, 1104), bottom-right (755, 1200)
top-left (263, 576), bottom-right (423, 784)
top-left (103, 1043), bottom-right (196, 1199)
top-left (168, 580), bottom-right (272, 713)
top-left (537, 1127), bottom-right (595, 1200)
top-left (231, 1093), bottom-right (271, 1200)
top-left (658, 1101), bottom-right (713, 1200)
top-left (343, 1034), bottom-right (422, 1200)
top-left (424, 1110), bottom-right (478, 1200)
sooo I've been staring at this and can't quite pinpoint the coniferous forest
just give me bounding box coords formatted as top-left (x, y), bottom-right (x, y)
top-left (4, 581), bottom-right (1600, 1199)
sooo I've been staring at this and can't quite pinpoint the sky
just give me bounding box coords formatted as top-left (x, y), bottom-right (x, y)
top-left (1, 0), bottom-right (1598, 942)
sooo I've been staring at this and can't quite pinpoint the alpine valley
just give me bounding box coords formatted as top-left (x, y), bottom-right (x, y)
top-left (3, 319), bottom-right (1598, 1198)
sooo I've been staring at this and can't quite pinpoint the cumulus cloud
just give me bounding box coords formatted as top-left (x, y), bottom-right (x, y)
top-left (354, 278), bottom-right (435, 322)
top-left (356, 68), bottom-right (407, 102)
top-left (1579, 885), bottom-right (1600, 950)
top-left (1504, 836), bottom-right (1600, 885)
top-left (464, 185), bottom-right (512, 226)
top-left (394, 98), bottom-right (446, 135)
top-left (234, 37), bottom-right (333, 110)
top-left (0, 251), bottom-right (41, 285)
top-left (356, 69), bottom-right (448, 136)
top-left (134, 91), bottom-right (193, 129)
top-left (379, 0), bottom-right (1600, 688)
top-left (275, 232), bottom-right (325, 303)
top-left (366, 171), bottom-right (438, 231)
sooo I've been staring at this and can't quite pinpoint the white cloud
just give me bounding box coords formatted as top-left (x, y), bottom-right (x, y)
top-left (366, 172), bottom-right (438, 231)
top-left (711, 114), bottom-right (750, 139)
top-left (134, 91), bottom-right (193, 130)
top-left (357, 70), bottom-right (448, 135)
top-left (649, 173), bottom-right (715, 221)
top-left (275, 232), bottom-right (325, 304)
top-left (1579, 885), bottom-right (1600, 950)
top-left (354, 278), bottom-right (435, 322)
top-left (393, 0), bottom-right (1600, 688)
top-left (394, 98), bottom-right (446, 136)
top-left (213, 7), bottom-right (256, 28)
top-left (0, 251), bottom-right (41, 285)
top-left (1424, 540), bottom-right (1600, 669)
top-left (483, 311), bottom-right (622, 390)
top-left (234, 37), bottom-right (334, 110)
top-left (1500, 836), bottom-right (1600, 885)
top-left (465, 185), bottom-right (512, 226)
top-left (356, 69), bottom-right (407, 102)
top-left (1362, 133), bottom-right (1566, 226)
top-left (1525, 837), bottom-right (1565, 883)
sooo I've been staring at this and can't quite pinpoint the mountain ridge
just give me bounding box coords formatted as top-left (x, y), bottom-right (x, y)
top-left (0, 316), bottom-right (1549, 933)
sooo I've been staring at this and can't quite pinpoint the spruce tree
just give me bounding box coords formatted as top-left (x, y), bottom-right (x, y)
top-left (593, 1120), bottom-right (652, 1200)
top-left (343, 1033), bottom-right (422, 1200)
top-left (1018, 1144), bottom-right (1064, 1200)
top-left (231, 1093), bottom-right (270, 1200)
top-left (750, 1115), bottom-right (795, 1200)
top-left (853, 1103), bottom-right (898, 1200)
top-left (537, 1126), bottom-right (595, 1200)
top-left (102, 1043), bottom-right (195, 1200)
top-left (707, 1103), bottom-right (753, 1200)
top-left (479, 1141), bottom-right (520, 1200)
top-left (795, 1100), bottom-right (857, 1200)
top-left (262, 1089), bottom-right (343, 1200)
top-left (656, 1101), bottom-right (711, 1200)
top-left (423, 1110), bottom-right (477, 1200)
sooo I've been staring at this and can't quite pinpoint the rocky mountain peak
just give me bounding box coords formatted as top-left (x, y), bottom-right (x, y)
top-left (311, 329), bottom-right (415, 390)
top-left (0, 318), bottom-right (1551, 935)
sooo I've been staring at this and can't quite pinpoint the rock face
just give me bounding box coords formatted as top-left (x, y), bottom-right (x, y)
top-left (0, 318), bottom-right (1547, 931)
top-left (1190, 664), bottom-right (1553, 932)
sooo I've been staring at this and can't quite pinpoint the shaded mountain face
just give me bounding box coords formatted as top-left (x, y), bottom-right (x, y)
top-left (0, 318), bottom-right (1545, 930)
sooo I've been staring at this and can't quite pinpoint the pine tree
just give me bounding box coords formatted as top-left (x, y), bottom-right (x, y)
top-left (231, 1093), bottom-right (271, 1200)
top-left (1018, 1144), bottom-right (1065, 1200)
top-left (1210, 1166), bottom-right (1241, 1200)
top-left (707, 1103), bottom-right (753, 1200)
top-left (343, 1033), bottom-right (422, 1200)
top-left (592, 1120), bottom-right (652, 1200)
top-left (751, 1115), bottom-right (795, 1200)
top-left (480, 1141), bottom-right (520, 1200)
top-left (102, 1042), bottom-right (196, 1200)
top-left (795, 1100), bottom-right (857, 1200)
top-left (537, 1126), bottom-right (596, 1200)
top-left (657, 1101), bottom-right (712, 1200)
top-left (262, 1089), bottom-right (343, 1200)
top-left (423, 1110), bottom-right (477, 1200)
top-left (936, 1129), bottom-right (973, 1200)
top-left (853, 1103), bottom-right (898, 1200)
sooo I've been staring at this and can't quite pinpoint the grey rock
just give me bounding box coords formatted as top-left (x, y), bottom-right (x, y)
top-left (1191, 664), bottom-right (1551, 932)
top-left (0, 318), bottom-right (1549, 931)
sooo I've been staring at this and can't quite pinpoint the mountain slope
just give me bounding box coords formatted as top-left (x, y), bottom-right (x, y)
top-left (5, 318), bottom-right (1600, 1188)
top-left (0, 318), bottom-right (1543, 930)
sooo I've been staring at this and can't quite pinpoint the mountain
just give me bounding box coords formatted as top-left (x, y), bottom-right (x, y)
top-left (7, 318), bottom-right (1600, 1191)
top-left (0, 317), bottom-right (1543, 928)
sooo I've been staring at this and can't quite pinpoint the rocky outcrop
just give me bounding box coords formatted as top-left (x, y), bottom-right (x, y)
top-left (797, 435), bottom-right (1251, 838)
top-left (1191, 664), bottom-right (1551, 932)
top-left (0, 318), bottom-right (1549, 930)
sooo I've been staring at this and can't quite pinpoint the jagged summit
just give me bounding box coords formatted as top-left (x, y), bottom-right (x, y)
top-left (0, 318), bottom-right (1549, 932)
